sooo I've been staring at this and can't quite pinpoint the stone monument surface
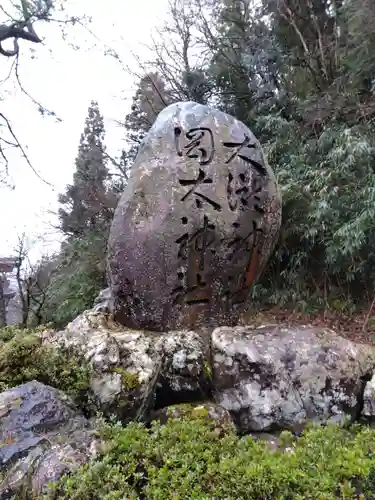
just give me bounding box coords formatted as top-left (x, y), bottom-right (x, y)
top-left (107, 101), bottom-right (281, 331)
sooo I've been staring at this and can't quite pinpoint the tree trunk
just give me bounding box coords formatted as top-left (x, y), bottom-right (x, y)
top-left (0, 276), bottom-right (7, 327)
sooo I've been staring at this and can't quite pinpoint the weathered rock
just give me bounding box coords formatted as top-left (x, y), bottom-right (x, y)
top-left (92, 287), bottom-right (113, 314)
top-left (249, 432), bottom-right (285, 453)
top-left (150, 402), bottom-right (235, 433)
top-left (362, 374), bottom-right (375, 419)
top-left (108, 101), bottom-right (281, 332)
top-left (211, 325), bottom-right (375, 433)
top-left (47, 310), bottom-right (210, 421)
top-left (0, 381), bottom-right (100, 498)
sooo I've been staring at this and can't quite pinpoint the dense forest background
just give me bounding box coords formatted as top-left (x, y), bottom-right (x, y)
top-left (4, 0), bottom-right (375, 330)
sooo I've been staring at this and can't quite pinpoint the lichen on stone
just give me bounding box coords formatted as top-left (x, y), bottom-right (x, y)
top-left (111, 367), bottom-right (140, 391)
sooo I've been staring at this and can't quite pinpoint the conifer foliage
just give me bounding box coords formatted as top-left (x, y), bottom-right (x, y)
top-left (58, 101), bottom-right (116, 237)
top-left (38, 102), bottom-right (119, 327)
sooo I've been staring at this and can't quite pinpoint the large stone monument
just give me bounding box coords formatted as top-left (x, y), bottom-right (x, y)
top-left (107, 102), bottom-right (282, 331)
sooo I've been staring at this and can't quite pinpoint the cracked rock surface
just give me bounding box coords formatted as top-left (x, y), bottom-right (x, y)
top-left (0, 381), bottom-right (100, 498)
top-left (362, 374), bottom-right (375, 419)
top-left (211, 324), bottom-right (375, 432)
top-left (47, 310), bottom-right (210, 421)
top-left (45, 310), bottom-right (375, 433)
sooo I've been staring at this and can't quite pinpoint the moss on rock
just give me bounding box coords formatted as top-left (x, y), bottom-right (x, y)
top-left (0, 326), bottom-right (93, 410)
top-left (111, 367), bottom-right (140, 391)
top-left (151, 402), bottom-right (235, 435)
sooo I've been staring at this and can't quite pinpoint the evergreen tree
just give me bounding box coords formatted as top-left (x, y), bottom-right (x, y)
top-left (37, 101), bottom-right (117, 327)
top-left (206, 0), bottom-right (284, 127)
top-left (122, 72), bottom-right (170, 164)
top-left (58, 101), bottom-right (116, 237)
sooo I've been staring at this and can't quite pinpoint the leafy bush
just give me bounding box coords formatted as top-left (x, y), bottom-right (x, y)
top-left (251, 114), bottom-right (375, 311)
top-left (40, 233), bottom-right (107, 328)
top-left (48, 417), bottom-right (375, 499)
top-left (0, 326), bottom-right (92, 408)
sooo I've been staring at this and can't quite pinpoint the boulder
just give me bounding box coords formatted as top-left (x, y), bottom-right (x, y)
top-left (48, 310), bottom-right (210, 421)
top-left (362, 374), bottom-right (375, 419)
top-left (211, 325), bottom-right (375, 433)
top-left (45, 310), bottom-right (375, 434)
top-left (0, 381), bottom-right (100, 498)
top-left (108, 101), bottom-right (281, 332)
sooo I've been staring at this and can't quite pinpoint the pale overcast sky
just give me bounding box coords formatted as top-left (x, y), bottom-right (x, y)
top-left (0, 0), bottom-right (169, 263)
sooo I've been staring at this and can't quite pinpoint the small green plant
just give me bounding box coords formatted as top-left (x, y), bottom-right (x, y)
top-left (111, 367), bottom-right (140, 391)
top-left (279, 429), bottom-right (295, 449)
top-left (47, 418), bottom-right (375, 499)
top-left (203, 360), bottom-right (212, 379)
top-left (0, 326), bottom-right (92, 409)
top-left (165, 403), bottom-right (210, 420)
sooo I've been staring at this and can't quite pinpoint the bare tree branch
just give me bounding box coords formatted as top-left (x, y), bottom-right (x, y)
top-left (14, 53), bottom-right (62, 120)
top-left (0, 112), bottom-right (54, 187)
top-left (0, 0), bottom-right (44, 57)
top-left (0, 0), bottom-right (92, 186)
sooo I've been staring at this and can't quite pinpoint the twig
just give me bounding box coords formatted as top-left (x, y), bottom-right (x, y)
top-left (135, 355), bottom-right (164, 423)
top-left (306, 0), bottom-right (328, 81)
top-left (0, 140), bottom-right (10, 175)
top-left (362, 296), bottom-right (375, 332)
top-left (0, 112), bottom-right (54, 187)
top-left (15, 54), bottom-right (62, 121)
top-left (0, 57), bottom-right (16, 86)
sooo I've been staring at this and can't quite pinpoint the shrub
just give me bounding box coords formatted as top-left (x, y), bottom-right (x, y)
top-left (251, 115), bottom-right (375, 311)
top-left (0, 326), bottom-right (92, 408)
top-left (40, 234), bottom-right (107, 329)
top-left (47, 417), bottom-right (375, 499)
